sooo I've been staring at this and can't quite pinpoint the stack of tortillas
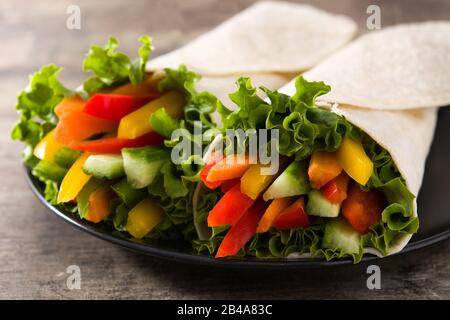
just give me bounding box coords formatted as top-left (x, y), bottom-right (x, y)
top-left (148, 1), bottom-right (450, 256)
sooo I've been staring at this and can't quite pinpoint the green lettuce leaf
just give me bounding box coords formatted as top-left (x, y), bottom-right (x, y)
top-left (149, 108), bottom-right (180, 138)
top-left (11, 64), bottom-right (72, 166)
top-left (83, 35), bottom-right (153, 94)
top-left (11, 64), bottom-right (74, 203)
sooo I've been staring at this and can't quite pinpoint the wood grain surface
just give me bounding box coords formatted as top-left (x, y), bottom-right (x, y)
top-left (1, 0), bottom-right (449, 299)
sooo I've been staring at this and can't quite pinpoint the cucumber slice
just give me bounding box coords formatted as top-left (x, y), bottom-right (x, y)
top-left (82, 154), bottom-right (125, 180)
top-left (306, 189), bottom-right (340, 217)
top-left (122, 146), bottom-right (168, 189)
top-left (32, 160), bottom-right (68, 182)
top-left (53, 147), bottom-right (82, 168)
top-left (262, 161), bottom-right (310, 201)
top-left (322, 218), bottom-right (361, 254)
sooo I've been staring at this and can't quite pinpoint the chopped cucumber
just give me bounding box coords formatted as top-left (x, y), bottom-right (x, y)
top-left (122, 146), bottom-right (169, 189)
top-left (82, 154), bottom-right (125, 180)
top-left (32, 160), bottom-right (68, 183)
top-left (263, 161), bottom-right (310, 201)
top-left (306, 189), bottom-right (340, 217)
top-left (53, 147), bottom-right (82, 168)
top-left (111, 178), bottom-right (146, 207)
top-left (322, 218), bottom-right (361, 254)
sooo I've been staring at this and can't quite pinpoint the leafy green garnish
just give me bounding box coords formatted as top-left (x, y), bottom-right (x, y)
top-left (149, 108), bottom-right (180, 138)
top-left (11, 64), bottom-right (72, 166)
top-left (82, 35), bottom-right (153, 94)
top-left (11, 64), bottom-right (74, 203)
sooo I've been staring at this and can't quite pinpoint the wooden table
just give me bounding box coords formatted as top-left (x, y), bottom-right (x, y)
top-left (1, 0), bottom-right (449, 299)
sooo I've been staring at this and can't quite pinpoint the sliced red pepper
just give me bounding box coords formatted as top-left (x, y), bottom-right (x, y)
top-left (220, 178), bottom-right (241, 193)
top-left (83, 94), bottom-right (153, 122)
top-left (207, 182), bottom-right (255, 227)
top-left (321, 172), bottom-right (350, 204)
top-left (216, 200), bottom-right (267, 258)
top-left (69, 132), bottom-right (164, 154)
top-left (342, 182), bottom-right (386, 234)
top-left (273, 197), bottom-right (309, 230)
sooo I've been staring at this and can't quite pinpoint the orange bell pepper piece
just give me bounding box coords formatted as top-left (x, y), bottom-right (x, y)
top-left (84, 185), bottom-right (115, 223)
top-left (308, 151), bottom-right (342, 189)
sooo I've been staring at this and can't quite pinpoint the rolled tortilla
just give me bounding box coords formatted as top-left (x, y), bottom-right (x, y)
top-left (299, 22), bottom-right (450, 110)
top-left (147, 1), bottom-right (357, 107)
top-left (277, 21), bottom-right (450, 255)
top-left (279, 86), bottom-right (439, 257)
top-left (331, 105), bottom-right (437, 255)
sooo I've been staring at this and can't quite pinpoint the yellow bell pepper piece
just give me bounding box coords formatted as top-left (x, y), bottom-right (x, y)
top-left (240, 164), bottom-right (278, 200)
top-left (57, 153), bottom-right (91, 203)
top-left (117, 91), bottom-right (185, 139)
top-left (33, 129), bottom-right (65, 161)
top-left (336, 137), bottom-right (373, 185)
top-left (126, 197), bottom-right (164, 239)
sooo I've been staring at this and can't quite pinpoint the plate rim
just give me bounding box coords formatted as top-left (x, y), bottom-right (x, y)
top-left (25, 166), bottom-right (450, 269)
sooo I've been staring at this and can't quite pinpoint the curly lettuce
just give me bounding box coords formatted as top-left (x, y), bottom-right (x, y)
top-left (82, 35), bottom-right (153, 94)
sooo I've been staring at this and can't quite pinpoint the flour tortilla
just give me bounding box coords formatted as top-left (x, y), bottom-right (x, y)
top-left (147, 1), bottom-right (357, 107)
top-left (279, 85), bottom-right (438, 256)
top-left (149, 1), bottom-right (357, 75)
top-left (301, 22), bottom-right (450, 110)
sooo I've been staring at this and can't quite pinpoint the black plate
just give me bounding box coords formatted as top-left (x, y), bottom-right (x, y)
top-left (26, 107), bottom-right (450, 268)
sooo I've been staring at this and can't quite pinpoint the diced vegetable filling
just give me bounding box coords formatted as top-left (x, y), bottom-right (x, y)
top-left (200, 140), bottom-right (385, 258)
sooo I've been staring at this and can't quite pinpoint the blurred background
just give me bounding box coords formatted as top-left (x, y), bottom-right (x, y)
top-left (1, 0), bottom-right (449, 299)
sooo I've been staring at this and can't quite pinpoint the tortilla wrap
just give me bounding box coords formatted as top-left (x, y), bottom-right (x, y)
top-left (299, 22), bottom-right (450, 110)
top-left (278, 21), bottom-right (450, 255)
top-left (148, 1), bottom-right (357, 106)
top-left (279, 88), bottom-right (439, 256)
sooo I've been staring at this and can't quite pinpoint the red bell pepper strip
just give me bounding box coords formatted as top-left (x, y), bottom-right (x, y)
top-left (216, 200), bottom-right (267, 258)
top-left (83, 94), bottom-right (153, 122)
top-left (69, 132), bottom-right (164, 154)
top-left (321, 172), bottom-right (350, 204)
top-left (273, 197), bottom-right (309, 230)
top-left (207, 182), bottom-right (255, 227)
top-left (342, 182), bottom-right (386, 234)
top-left (220, 178), bottom-right (241, 193)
